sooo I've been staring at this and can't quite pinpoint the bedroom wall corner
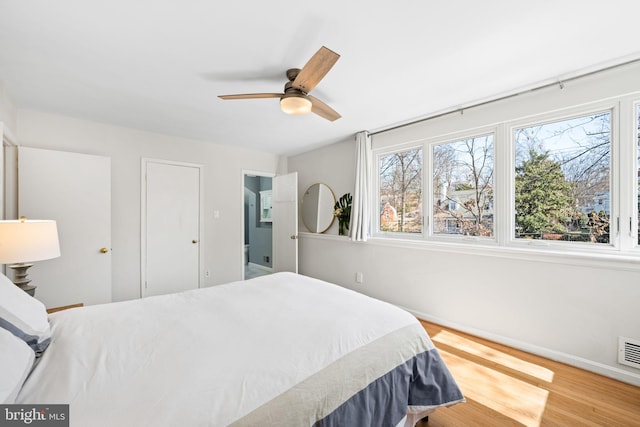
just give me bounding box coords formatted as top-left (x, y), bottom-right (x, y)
top-left (290, 136), bottom-right (356, 235)
top-left (0, 82), bottom-right (18, 222)
top-left (0, 81), bottom-right (17, 136)
top-left (276, 155), bottom-right (288, 175)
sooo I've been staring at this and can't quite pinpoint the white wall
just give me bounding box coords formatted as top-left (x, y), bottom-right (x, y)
top-left (288, 61), bottom-right (640, 386)
top-left (296, 139), bottom-right (356, 236)
top-left (15, 109), bottom-right (282, 301)
top-left (0, 82), bottom-right (17, 138)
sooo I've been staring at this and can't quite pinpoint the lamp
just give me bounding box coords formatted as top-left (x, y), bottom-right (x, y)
top-left (280, 94), bottom-right (312, 115)
top-left (0, 217), bottom-right (61, 296)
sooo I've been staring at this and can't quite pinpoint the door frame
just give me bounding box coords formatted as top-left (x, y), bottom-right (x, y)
top-left (141, 158), bottom-right (204, 297)
top-left (241, 169), bottom-right (275, 280)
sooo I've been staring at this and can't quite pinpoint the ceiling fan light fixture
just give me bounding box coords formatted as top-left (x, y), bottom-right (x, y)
top-left (280, 95), bottom-right (312, 115)
top-left (219, 46), bottom-right (340, 121)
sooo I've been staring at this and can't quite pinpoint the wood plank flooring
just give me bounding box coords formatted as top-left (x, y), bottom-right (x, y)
top-left (418, 320), bottom-right (640, 427)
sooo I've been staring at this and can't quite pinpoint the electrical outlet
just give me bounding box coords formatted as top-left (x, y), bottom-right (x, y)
top-left (205, 270), bottom-right (210, 278)
top-left (263, 256), bottom-right (270, 263)
top-left (356, 272), bottom-right (364, 283)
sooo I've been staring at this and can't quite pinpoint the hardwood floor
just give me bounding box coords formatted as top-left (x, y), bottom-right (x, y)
top-left (418, 320), bottom-right (640, 427)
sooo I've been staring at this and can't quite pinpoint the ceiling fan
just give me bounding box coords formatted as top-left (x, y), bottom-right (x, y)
top-left (218, 46), bottom-right (341, 121)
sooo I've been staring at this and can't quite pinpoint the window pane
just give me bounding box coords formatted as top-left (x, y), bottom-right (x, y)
top-left (514, 112), bottom-right (611, 243)
top-left (433, 135), bottom-right (494, 237)
top-left (379, 148), bottom-right (422, 233)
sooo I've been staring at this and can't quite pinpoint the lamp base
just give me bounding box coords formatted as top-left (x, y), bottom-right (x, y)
top-left (8, 263), bottom-right (37, 296)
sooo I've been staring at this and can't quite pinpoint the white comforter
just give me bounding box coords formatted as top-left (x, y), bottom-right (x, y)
top-left (17, 273), bottom-right (433, 426)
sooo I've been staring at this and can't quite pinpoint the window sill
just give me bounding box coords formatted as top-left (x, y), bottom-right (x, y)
top-left (299, 231), bottom-right (350, 241)
top-left (299, 232), bottom-right (640, 272)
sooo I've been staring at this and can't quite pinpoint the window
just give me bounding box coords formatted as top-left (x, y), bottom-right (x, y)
top-left (370, 69), bottom-right (640, 259)
top-left (378, 148), bottom-right (422, 233)
top-left (514, 112), bottom-right (611, 244)
top-left (433, 134), bottom-right (494, 237)
top-left (637, 104), bottom-right (640, 244)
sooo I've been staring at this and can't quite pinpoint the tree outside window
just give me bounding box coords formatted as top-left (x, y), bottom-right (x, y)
top-left (379, 148), bottom-right (422, 233)
top-left (514, 112), bottom-right (611, 243)
top-left (432, 135), bottom-right (494, 237)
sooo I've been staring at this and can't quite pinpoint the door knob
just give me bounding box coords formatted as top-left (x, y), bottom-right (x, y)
top-left (100, 247), bottom-right (109, 254)
top-left (192, 239), bottom-right (198, 244)
top-left (290, 235), bottom-right (298, 240)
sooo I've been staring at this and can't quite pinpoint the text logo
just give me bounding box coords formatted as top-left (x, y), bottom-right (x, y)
top-left (0, 405), bottom-right (69, 427)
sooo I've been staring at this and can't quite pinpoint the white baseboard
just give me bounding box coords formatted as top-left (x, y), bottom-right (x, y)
top-left (402, 306), bottom-right (640, 387)
top-left (248, 262), bottom-right (272, 272)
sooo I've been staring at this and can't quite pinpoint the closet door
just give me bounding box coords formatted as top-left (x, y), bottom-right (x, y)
top-left (18, 147), bottom-right (112, 308)
top-left (142, 159), bottom-right (202, 297)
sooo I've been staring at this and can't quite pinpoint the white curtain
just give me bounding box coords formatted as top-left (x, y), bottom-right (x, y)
top-left (349, 131), bottom-right (372, 241)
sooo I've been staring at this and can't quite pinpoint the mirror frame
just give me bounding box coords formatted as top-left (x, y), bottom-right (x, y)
top-left (301, 183), bottom-right (336, 233)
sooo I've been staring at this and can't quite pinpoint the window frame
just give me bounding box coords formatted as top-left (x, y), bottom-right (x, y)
top-left (627, 97), bottom-right (640, 250)
top-left (373, 143), bottom-right (426, 240)
top-left (636, 100), bottom-right (640, 247)
top-left (426, 128), bottom-right (497, 243)
top-left (505, 102), bottom-right (619, 253)
top-left (370, 93), bottom-right (640, 261)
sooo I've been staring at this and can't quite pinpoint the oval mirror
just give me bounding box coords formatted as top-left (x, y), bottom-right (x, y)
top-left (301, 183), bottom-right (336, 233)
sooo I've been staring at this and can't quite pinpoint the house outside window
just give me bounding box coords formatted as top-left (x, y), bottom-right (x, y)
top-left (433, 134), bottom-right (494, 237)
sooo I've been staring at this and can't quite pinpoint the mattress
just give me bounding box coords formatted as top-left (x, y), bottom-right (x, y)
top-left (17, 272), bottom-right (463, 426)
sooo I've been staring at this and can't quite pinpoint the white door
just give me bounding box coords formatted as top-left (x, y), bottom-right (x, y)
top-left (142, 159), bottom-right (201, 297)
top-left (18, 147), bottom-right (111, 308)
top-left (273, 172), bottom-right (298, 273)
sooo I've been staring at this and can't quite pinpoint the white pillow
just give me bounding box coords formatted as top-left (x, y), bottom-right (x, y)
top-left (0, 326), bottom-right (36, 403)
top-left (0, 272), bottom-right (51, 355)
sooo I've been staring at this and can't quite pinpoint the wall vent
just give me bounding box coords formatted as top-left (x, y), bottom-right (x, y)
top-left (618, 336), bottom-right (640, 369)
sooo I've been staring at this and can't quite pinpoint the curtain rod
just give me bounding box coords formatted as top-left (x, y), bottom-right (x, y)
top-left (368, 56), bottom-right (640, 137)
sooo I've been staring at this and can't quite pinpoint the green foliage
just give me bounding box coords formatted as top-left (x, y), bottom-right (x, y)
top-left (515, 150), bottom-right (574, 235)
top-left (455, 183), bottom-right (474, 191)
top-left (334, 193), bottom-right (352, 235)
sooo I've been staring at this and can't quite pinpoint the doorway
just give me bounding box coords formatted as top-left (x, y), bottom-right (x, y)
top-left (243, 173), bottom-right (273, 279)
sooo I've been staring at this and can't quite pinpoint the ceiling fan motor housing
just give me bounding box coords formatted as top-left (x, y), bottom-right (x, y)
top-left (286, 68), bottom-right (301, 82)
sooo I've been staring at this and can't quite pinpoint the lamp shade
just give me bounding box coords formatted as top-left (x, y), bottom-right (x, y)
top-left (0, 219), bottom-right (61, 264)
top-left (280, 95), bottom-right (312, 115)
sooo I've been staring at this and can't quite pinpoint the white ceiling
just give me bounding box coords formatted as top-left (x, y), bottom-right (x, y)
top-left (1, 1), bottom-right (639, 156)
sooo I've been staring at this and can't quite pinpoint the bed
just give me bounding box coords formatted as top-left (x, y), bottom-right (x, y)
top-left (2, 271), bottom-right (464, 426)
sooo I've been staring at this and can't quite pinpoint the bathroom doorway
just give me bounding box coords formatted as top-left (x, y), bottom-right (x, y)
top-left (243, 173), bottom-right (273, 280)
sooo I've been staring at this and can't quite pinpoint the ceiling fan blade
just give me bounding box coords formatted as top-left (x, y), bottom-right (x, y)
top-left (218, 93), bottom-right (282, 100)
top-left (292, 46), bottom-right (340, 94)
top-left (308, 95), bottom-right (341, 121)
